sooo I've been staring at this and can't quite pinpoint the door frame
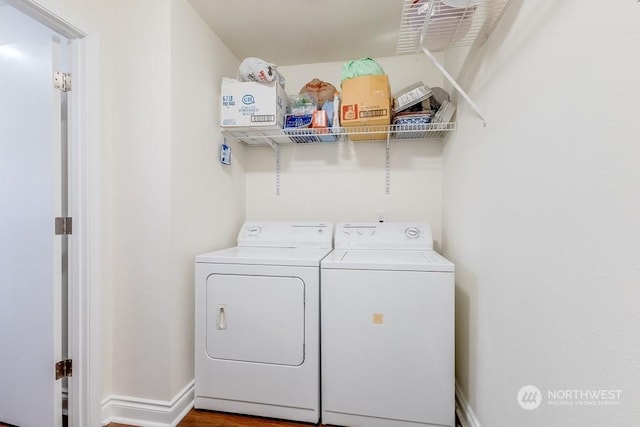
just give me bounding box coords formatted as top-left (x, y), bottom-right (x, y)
top-left (6, 1), bottom-right (102, 426)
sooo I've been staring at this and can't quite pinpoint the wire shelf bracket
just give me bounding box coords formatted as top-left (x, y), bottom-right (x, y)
top-left (397, 0), bottom-right (514, 126)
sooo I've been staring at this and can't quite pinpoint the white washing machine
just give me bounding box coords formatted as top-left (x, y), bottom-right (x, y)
top-left (194, 221), bottom-right (333, 423)
top-left (321, 222), bottom-right (455, 427)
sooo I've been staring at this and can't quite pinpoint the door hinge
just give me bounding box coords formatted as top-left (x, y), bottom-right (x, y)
top-left (53, 71), bottom-right (72, 92)
top-left (55, 217), bottom-right (73, 235)
top-left (55, 359), bottom-right (72, 380)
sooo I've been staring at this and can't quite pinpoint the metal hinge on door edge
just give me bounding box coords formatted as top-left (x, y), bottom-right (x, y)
top-left (55, 217), bottom-right (72, 235)
top-left (53, 71), bottom-right (72, 92)
top-left (55, 359), bottom-right (72, 380)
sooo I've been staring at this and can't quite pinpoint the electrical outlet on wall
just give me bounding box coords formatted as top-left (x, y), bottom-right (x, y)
top-left (377, 212), bottom-right (386, 223)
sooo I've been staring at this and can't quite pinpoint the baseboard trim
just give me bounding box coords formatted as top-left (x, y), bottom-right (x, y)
top-left (101, 380), bottom-right (194, 427)
top-left (455, 382), bottom-right (481, 427)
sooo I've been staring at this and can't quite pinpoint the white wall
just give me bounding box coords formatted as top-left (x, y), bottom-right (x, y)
top-left (104, 0), bottom-right (174, 400)
top-left (246, 55), bottom-right (448, 245)
top-left (443, 1), bottom-right (640, 426)
top-left (169, 0), bottom-right (243, 398)
top-left (102, 0), bottom-right (244, 403)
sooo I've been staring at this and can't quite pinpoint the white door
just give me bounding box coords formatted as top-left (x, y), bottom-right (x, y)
top-left (0, 5), bottom-right (68, 427)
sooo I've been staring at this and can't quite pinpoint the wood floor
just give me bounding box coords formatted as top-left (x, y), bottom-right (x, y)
top-left (108, 408), bottom-right (462, 427)
top-left (108, 408), bottom-right (325, 426)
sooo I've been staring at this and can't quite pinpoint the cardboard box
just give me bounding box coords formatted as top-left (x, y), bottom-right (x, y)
top-left (340, 75), bottom-right (391, 141)
top-left (220, 80), bottom-right (287, 128)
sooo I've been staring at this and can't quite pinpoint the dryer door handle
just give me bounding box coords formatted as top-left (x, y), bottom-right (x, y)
top-left (217, 305), bottom-right (227, 330)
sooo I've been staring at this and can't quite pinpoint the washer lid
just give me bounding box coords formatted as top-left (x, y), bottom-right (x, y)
top-left (196, 246), bottom-right (333, 267)
top-left (321, 249), bottom-right (454, 272)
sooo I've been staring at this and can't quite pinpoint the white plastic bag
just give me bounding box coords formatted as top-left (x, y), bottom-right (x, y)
top-left (237, 57), bottom-right (285, 86)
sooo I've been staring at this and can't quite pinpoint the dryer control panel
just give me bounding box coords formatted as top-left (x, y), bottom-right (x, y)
top-left (238, 221), bottom-right (333, 248)
top-left (335, 222), bottom-right (433, 250)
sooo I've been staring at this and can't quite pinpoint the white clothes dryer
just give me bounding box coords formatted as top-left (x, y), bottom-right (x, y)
top-left (195, 222), bottom-right (333, 423)
top-left (321, 222), bottom-right (455, 427)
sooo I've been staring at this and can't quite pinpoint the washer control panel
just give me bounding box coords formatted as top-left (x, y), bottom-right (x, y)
top-left (404, 226), bottom-right (421, 239)
top-left (335, 222), bottom-right (433, 250)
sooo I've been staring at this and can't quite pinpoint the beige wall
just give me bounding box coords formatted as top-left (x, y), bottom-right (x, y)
top-left (443, 1), bottom-right (640, 425)
top-left (246, 54), bottom-right (449, 246)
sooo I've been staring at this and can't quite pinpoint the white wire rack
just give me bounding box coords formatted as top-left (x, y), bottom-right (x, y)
top-left (396, 0), bottom-right (512, 54)
top-left (222, 123), bottom-right (456, 146)
top-left (224, 123), bottom-right (455, 196)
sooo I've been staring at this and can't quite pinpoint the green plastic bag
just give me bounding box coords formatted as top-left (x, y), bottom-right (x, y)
top-left (341, 58), bottom-right (385, 82)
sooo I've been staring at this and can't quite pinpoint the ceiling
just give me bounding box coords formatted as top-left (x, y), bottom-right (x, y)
top-left (187, 0), bottom-right (407, 67)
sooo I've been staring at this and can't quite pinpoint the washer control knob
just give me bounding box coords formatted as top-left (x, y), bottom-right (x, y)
top-left (317, 228), bottom-right (324, 234)
top-left (247, 226), bottom-right (262, 236)
top-left (404, 227), bottom-right (421, 239)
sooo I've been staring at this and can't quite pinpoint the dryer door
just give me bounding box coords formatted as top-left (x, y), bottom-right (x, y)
top-left (206, 274), bottom-right (305, 366)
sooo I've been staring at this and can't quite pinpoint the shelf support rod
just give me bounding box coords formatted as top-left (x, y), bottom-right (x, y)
top-left (420, 45), bottom-right (486, 126)
top-left (275, 144), bottom-right (281, 196)
top-left (385, 133), bottom-right (391, 195)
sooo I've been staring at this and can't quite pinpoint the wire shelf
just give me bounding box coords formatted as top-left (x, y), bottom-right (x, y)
top-left (222, 123), bottom-right (456, 146)
top-left (396, 0), bottom-right (512, 54)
